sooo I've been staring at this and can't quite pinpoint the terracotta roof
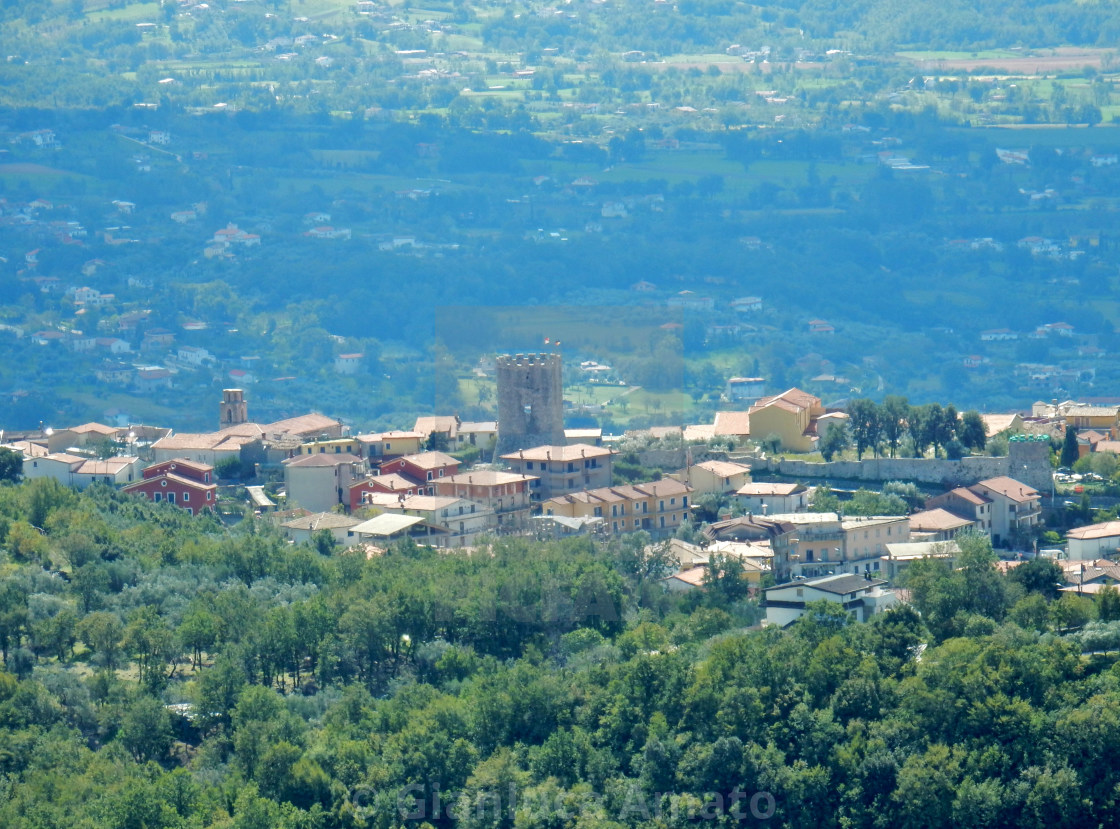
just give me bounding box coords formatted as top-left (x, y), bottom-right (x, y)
top-left (69, 422), bottom-right (120, 436)
top-left (694, 460), bottom-right (752, 478)
top-left (980, 413), bottom-right (1022, 437)
top-left (394, 451), bottom-right (459, 470)
top-left (736, 482), bottom-right (805, 497)
top-left (666, 566), bottom-right (708, 587)
top-left (501, 443), bottom-right (615, 462)
top-left (284, 453), bottom-right (362, 468)
top-left (74, 457), bottom-right (139, 474)
top-left (975, 476), bottom-right (1039, 502)
top-left (413, 415), bottom-right (459, 437)
top-left (544, 478), bottom-right (692, 508)
top-left (124, 472), bottom-right (216, 493)
top-left (266, 413), bottom-right (343, 438)
top-left (944, 486), bottom-right (991, 506)
top-left (682, 424), bottom-right (716, 441)
top-left (712, 411), bottom-right (751, 436)
top-left (1067, 521), bottom-right (1120, 541)
top-left (355, 473), bottom-right (416, 491)
top-left (441, 470), bottom-right (536, 486)
top-left (908, 508), bottom-right (974, 532)
top-left (754, 387), bottom-right (820, 411)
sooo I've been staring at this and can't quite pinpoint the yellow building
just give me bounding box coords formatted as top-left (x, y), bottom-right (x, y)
top-left (297, 437), bottom-right (363, 456)
top-left (683, 460), bottom-right (752, 495)
top-left (543, 478), bottom-right (692, 538)
top-left (356, 431), bottom-right (425, 459)
top-left (747, 388), bottom-right (824, 453)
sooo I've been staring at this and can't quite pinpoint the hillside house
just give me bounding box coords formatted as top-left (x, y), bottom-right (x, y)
top-left (542, 478), bottom-right (692, 538)
top-left (501, 443), bottom-right (615, 501)
top-left (764, 573), bottom-right (897, 627)
top-left (123, 458), bottom-right (216, 515)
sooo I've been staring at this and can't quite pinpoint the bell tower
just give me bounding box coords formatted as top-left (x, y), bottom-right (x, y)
top-left (220, 388), bottom-right (248, 429)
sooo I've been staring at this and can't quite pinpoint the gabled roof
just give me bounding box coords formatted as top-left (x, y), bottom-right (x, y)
top-left (441, 470), bottom-right (536, 486)
top-left (975, 476), bottom-right (1039, 502)
top-left (353, 473), bottom-right (417, 492)
top-left (69, 422), bottom-right (121, 436)
top-left (394, 451), bottom-right (459, 470)
top-left (908, 508), bottom-right (974, 532)
top-left (74, 457), bottom-right (139, 474)
top-left (736, 481), bottom-right (805, 497)
top-left (712, 411), bottom-right (751, 437)
top-left (752, 387), bottom-right (820, 411)
top-left (942, 486), bottom-right (991, 506)
top-left (413, 415), bottom-right (459, 437)
top-left (279, 512), bottom-right (363, 531)
top-left (266, 413), bottom-right (343, 439)
top-left (501, 443), bottom-right (615, 462)
top-left (284, 453), bottom-right (362, 468)
top-left (694, 459), bottom-right (752, 478)
top-left (770, 573), bottom-right (886, 595)
top-left (124, 472), bottom-right (216, 493)
top-left (1067, 521), bottom-right (1120, 540)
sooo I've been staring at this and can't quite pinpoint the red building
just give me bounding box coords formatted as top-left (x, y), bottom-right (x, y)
top-left (377, 451), bottom-right (460, 494)
top-left (348, 472), bottom-right (423, 512)
top-left (123, 458), bottom-right (217, 515)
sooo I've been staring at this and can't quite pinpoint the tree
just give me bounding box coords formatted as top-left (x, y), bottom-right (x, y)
top-left (118, 694), bottom-right (173, 763)
top-left (425, 431), bottom-right (450, 452)
top-left (819, 420), bottom-right (850, 462)
top-left (958, 410), bottom-right (987, 453)
top-left (848, 398), bottom-right (881, 460)
top-left (0, 447), bottom-right (22, 483)
top-left (1098, 586), bottom-right (1120, 622)
top-left (1008, 558), bottom-right (1063, 600)
top-left (881, 396), bottom-right (909, 458)
top-left (809, 486), bottom-right (840, 513)
top-left (214, 455), bottom-right (244, 481)
top-left (77, 611), bottom-right (124, 671)
top-left (1061, 426), bottom-right (1080, 469)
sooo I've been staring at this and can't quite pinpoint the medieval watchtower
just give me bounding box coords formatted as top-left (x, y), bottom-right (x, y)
top-left (496, 353), bottom-right (565, 454)
top-left (219, 388), bottom-right (248, 429)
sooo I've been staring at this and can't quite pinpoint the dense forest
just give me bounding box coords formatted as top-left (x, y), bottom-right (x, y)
top-left (1, 479), bottom-right (1120, 827)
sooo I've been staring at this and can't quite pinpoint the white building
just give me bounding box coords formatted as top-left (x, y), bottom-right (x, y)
top-left (1067, 521), bottom-right (1120, 561)
top-left (764, 573), bottom-right (897, 627)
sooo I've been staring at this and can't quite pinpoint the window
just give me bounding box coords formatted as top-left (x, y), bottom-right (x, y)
top-left (806, 549), bottom-right (815, 562)
top-left (593, 506), bottom-right (602, 517)
top-left (526, 462), bottom-right (534, 470)
top-left (682, 496), bottom-right (688, 507)
top-left (183, 492), bottom-right (190, 502)
top-left (427, 471), bottom-right (433, 481)
top-left (168, 492), bottom-right (176, 504)
top-left (439, 469), bottom-right (444, 477)
top-left (670, 497), bottom-right (676, 505)
top-left (154, 492), bottom-right (162, 502)
top-left (207, 492), bottom-right (212, 501)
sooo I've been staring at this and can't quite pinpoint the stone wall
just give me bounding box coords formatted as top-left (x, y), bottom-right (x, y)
top-left (753, 436), bottom-right (1052, 494)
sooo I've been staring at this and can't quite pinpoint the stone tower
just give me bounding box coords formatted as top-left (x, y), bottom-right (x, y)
top-left (1006, 433), bottom-right (1052, 498)
top-left (219, 388), bottom-right (248, 429)
top-left (496, 352), bottom-right (565, 455)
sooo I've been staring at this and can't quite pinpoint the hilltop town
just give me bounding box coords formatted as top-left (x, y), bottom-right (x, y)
top-left (8, 358), bottom-right (1120, 621)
